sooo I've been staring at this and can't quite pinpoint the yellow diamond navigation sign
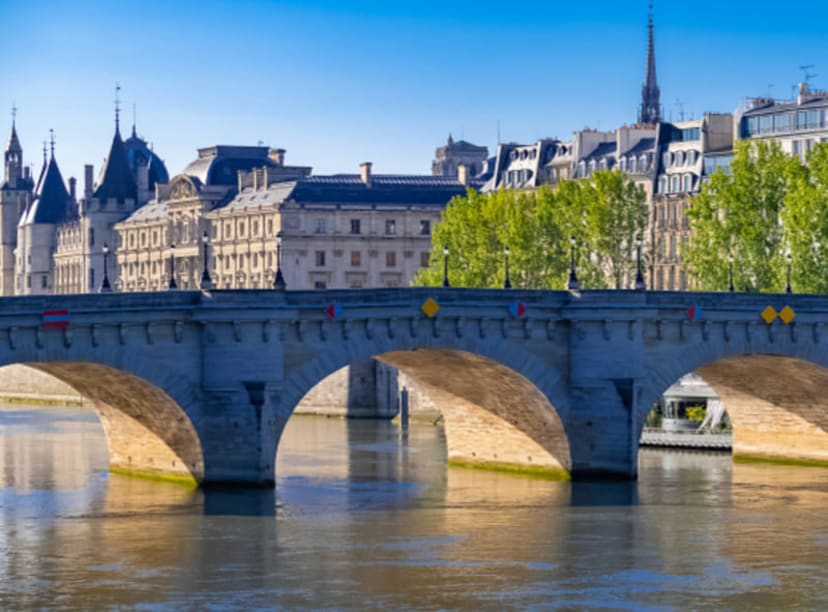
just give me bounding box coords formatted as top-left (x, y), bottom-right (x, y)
top-left (779, 305), bottom-right (796, 325)
top-left (421, 298), bottom-right (440, 318)
top-left (760, 306), bottom-right (778, 325)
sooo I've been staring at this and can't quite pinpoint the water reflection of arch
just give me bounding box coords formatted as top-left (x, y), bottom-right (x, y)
top-left (280, 330), bottom-right (573, 475)
top-left (641, 337), bottom-right (828, 464)
top-left (0, 355), bottom-right (204, 484)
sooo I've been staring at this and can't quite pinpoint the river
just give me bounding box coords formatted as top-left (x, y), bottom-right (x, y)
top-left (1, 405), bottom-right (826, 610)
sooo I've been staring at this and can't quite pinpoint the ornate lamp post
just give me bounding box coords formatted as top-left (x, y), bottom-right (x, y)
top-left (503, 245), bottom-right (511, 289)
top-left (442, 245), bottom-right (450, 288)
top-left (273, 230), bottom-right (286, 290)
top-left (200, 231), bottom-right (212, 290)
top-left (168, 243), bottom-right (177, 290)
top-left (634, 234), bottom-right (646, 291)
top-left (566, 235), bottom-right (580, 291)
top-left (99, 242), bottom-right (112, 293)
top-left (785, 250), bottom-right (792, 294)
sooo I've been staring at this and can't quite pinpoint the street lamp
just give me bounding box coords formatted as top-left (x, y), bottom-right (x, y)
top-left (273, 230), bottom-right (286, 290)
top-left (99, 242), bottom-right (112, 293)
top-left (785, 250), bottom-right (792, 294)
top-left (168, 243), bottom-right (177, 290)
top-left (634, 234), bottom-right (646, 291)
top-left (442, 245), bottom-right (450, 288)
top-left (503, 245), bottom-right (511, 289)
top-left (200, 230), bottom-right (212, 290)
top-left (728, 251), bottom-right (735, 292)
top-left (566, 235), bottom-right (580, 290)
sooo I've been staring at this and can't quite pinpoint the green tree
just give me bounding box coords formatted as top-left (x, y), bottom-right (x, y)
top-left (782, 143), bottom-right (828, 293)
top-left (412, 170), bottom-right (648, 290)
top-left (685, 140), bottom-right (798, 292)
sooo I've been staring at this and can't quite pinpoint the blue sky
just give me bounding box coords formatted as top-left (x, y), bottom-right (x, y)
top-left (3, 1), bottom-right (828, 181)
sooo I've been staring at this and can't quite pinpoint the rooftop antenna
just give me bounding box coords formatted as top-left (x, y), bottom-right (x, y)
top-left (800, 65), bottom-right (817, 87)
top-left (114, 82), bottom-right (121, 131)
top-left (675, 98), bottom-right (686, 121)
top-left (767, 83), bottom-right (775, 98)
top-left (496, 120), bottom-right (501, 145)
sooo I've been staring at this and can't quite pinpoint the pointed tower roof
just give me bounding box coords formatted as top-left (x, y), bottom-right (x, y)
top-left (6, 104), bottom-right (22, 154)
top-left (93, 125), bottom-right (138, 202)
top-left (23, 146), bottom-right (74, 225)
top-left (638, 4), bottom-right (661, 125)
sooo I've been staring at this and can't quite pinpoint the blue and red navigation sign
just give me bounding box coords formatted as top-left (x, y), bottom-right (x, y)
top-left (508, 301), bottom-right (526, 319)
top-left (686, 304), bottom-right (703, 321)
top-left (324, 302), bottom-right (343, 320)
top-left (42, 309), bottom-right (69, 328)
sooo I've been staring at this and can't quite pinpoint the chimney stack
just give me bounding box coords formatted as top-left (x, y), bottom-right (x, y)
top-left (263, 165), bottom-right (269, 188)
top-left (68, 177), bottom-right (77, 201)
top-left (457, 163), bottom-right (469, 186)
top-left (360, 162), bottom-right (372, 185)
top-left (252, 168), bottom-right (259, 191)
top-left (84, 164), bottom-right (94, 199)
top-left (136, 163), bottom-right (149, 205)
top-left (237, 170), bottom-right (244, 192)
top-left (270, 148), bottom-right (286, 167)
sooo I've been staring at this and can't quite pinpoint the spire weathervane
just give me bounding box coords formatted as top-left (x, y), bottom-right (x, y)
top-left (114, 82), bottom-right (121, 131)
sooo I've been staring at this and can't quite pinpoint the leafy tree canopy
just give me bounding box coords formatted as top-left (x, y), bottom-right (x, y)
top-left (412, 170), bottom-right (648, 289)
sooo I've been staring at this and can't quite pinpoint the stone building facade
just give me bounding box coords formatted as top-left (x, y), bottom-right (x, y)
top-left (431, 134), bottom-right (488, 178)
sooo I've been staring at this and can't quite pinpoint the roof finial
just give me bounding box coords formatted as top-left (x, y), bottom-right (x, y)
top-left (49, 129), bottom-right (55, 158)
top-left (11, 102), bottom-right (17, 127)
top-left (132, 102), bottom-right (137, 138)
top-left (114, 82), bottom-right (121, 131)
top-left (42, 140), bottom-right (47, 163)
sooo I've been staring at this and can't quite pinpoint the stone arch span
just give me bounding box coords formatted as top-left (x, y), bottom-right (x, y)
top-left (280, 334), bottom-right (573, 477)
top-left (641, 339), bottom-right (828, 466)
top-left (1, 360), bottom-right (204, 484)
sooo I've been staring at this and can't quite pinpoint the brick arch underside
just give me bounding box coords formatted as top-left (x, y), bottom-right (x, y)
top-left (643, 353), bottom-right (828, 464)
top-left (284, 346), bottom-right (572, 474)
top-left (25, 361), bottom-right (204, 482)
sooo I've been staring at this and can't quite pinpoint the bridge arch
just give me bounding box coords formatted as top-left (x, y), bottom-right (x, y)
top-left (280, 331), bottom-right (573, 476)
top-left (0, 351), bottom-right (205, 484)
top-left (641, 337), bottom-right (828, 466)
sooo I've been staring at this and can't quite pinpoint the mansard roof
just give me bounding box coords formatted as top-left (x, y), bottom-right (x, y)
top-left (22, 156), bottom-right (76, 225)
top-left (93, 127), bottom-right (138, 202)
top-left (182, 145), bottom-right (282, 187)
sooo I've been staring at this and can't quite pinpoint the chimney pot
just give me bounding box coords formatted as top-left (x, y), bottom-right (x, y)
top-left (84, 164), bottom-right (94, 199)
top-left (68, 177), bottom-right (77, 201)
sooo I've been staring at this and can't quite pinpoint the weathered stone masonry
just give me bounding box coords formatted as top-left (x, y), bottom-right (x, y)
top-left (0, 288), bottom-right (825, 486)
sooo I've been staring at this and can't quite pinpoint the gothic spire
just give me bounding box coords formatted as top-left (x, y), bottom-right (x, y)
top-left (639, 2), bottom-right (661, 125)
top-left (6, 103), bottom-right (22, 154)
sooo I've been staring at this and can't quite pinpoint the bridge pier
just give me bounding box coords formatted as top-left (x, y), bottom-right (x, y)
top-left (198, 384), bottom-right (282, 487)
top-left (567, 381), bottom-right (639, 480)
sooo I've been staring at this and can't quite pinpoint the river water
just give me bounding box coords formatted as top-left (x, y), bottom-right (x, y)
top-left (0, 405), bottom-right (826, 610)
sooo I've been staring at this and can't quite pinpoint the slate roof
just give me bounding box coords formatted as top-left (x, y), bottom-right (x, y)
top-left (621, 137), bottom-right (656, 157)
top-left (125, 125), bottom-right (169, 189)
top-left (182, 145), bottom-right (281, 186)
top-left (21, 156), bottom-right (76, 225)
top-left (6, 123), bottom-right (21, 153)
top-left (93, 127), bottom-right (138, 202)
top-left (215, 174), bottom-right (475, 214)
top-left (583, 141), bottom-right (617, 160)
top-left (742, 95), bottom-right (828, 116)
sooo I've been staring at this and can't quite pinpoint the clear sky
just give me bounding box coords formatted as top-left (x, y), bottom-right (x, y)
top-left (3, 0), bottom-right (828, 182)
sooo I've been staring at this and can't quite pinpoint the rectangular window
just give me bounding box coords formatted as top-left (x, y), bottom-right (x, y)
top-left (759, 115), bottom-right (773, 134)
top-left (314, 218), bottom-right (327, 234)
top-left (41, 275), bottom-right (47, 289)
top-left (774, 112), bottom-right (791, 132)
top-left (89, 228), bottom-right (95, 247)
top-left (385, 219), bottom-right (396, 235)
top-left (314, 281), bottom-right (327, 290)
top-left (350, 219), bottom-right (361, 234)
top-left (351, 251), bottom-right (361, 266)
top-left (420, 252), bottom-right (430, 267)
top-left (350, 280), bottom-right (363, 288)
top-left (386, 251), bottom-right (397, 267)
top-left (315, 250), bottom-right (326, 266)
top-left (90, 268), bottom-right (94, 288)
top-left (419, 220), bottom-right (431, 235)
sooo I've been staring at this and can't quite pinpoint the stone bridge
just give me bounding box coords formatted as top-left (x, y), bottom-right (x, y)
top-left (0, 288), bottom-right (826, 486)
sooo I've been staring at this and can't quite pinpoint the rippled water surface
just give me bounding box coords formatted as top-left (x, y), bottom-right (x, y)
top-left (1, 405), bottom-right (827, 610)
